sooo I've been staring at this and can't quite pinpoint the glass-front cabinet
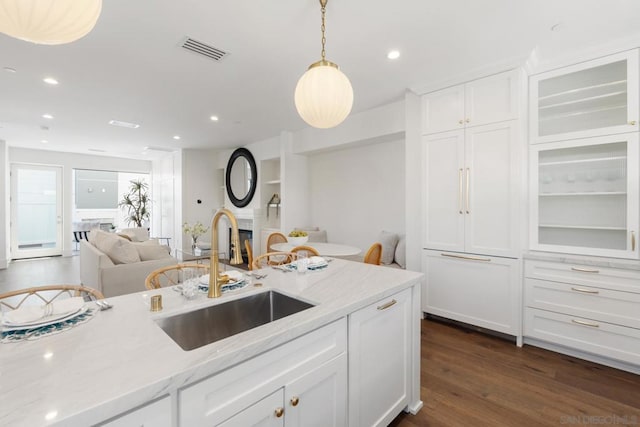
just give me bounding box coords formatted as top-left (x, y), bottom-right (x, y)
top-left (530, 133), bottom-right (639, 258)
top-left (530, 49), bottom-right (639, 143)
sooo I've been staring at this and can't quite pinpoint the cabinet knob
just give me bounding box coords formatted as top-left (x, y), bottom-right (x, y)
top-left (290, 396), bottom-right (300, 406)
top-left (275, 407), bottom-right (284, 418)
top-left (458, 119), bottom-right (464, 125)
top-left (630, 121), bottom-right (637, 126)
top-left (465, 118), bottom-right (470, 123)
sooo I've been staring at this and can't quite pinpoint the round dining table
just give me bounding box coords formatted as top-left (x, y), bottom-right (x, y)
top-left (270, 242), bottom-right (361, 257)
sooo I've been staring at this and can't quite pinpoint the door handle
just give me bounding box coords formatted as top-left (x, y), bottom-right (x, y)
top-left (571, 287), bottom-right (599, 295)
top-left (458, 168), bottom-right (463, 214)
top-left (465, 168), bottom-right (470, 214)
top-left (570, 267), bottom-right (599, 274)
top-left (571, 319), bottom-right (600, 328)
top-left (441, 253), bottom-right (491, 262)
top-left (632, 231), bottom-right (636, 251)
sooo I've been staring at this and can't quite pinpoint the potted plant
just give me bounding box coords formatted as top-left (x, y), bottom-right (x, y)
top-left (119, 179), bottom-right (151, 227)
top-left (183, 221), bottom-right (209, 250)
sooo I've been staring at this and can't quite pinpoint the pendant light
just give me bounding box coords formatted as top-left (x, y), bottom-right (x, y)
top-left (0, 0), bottom-right (102, 45)
top-left (295, 0), bottom-right (353, 129)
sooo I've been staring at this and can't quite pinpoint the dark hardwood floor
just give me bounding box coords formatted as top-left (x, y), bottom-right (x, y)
top-left (390, 318), bottom-right (640, 427)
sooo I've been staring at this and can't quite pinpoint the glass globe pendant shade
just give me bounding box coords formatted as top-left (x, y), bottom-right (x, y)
top-left (0, 0), bottom-right (102, 45)
top-left (295, 61), bottom-right (354, 129)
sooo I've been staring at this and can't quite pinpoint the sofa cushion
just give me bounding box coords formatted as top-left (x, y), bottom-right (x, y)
top-left (92, 230), bottom-right (141, 264)
top-left (133, 242), bottom-right (172, 261)
top-left (394, 234), bottom-right (406, 268)
top-left (378, 231), bottom-right (399, 265)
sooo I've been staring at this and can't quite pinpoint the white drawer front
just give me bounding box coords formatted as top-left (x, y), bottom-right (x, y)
top-left (524, 308), bottom-right (640, 365)
top-left (525, 278), bottom-right (640, 329)
top-left (525, 260), bottom-right (640, 294)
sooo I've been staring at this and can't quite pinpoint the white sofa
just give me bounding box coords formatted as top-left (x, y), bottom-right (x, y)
top-left (80, 233), bottom-right (177, 298)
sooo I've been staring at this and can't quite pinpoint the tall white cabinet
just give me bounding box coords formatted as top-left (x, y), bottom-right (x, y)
top-left (525, 48), bottom-right (640, 372)
top-left (421, 69), bottom-right (522, 339)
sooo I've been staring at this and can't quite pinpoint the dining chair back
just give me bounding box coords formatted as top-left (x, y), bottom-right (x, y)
top-left (145, 263), bottom-right (209, 290)
top-left (364, 243), bottom-right (383, 265)
top-left (267, 232), bottom-right (288, 252)
top-left (252, 252), bottom-right (296, 270)
top-left (291, 245), bottom-right (320, 256)
top-left (0, 285), bottom-right (104, 312)
top-left (245, 239), bottom-right (254, 271)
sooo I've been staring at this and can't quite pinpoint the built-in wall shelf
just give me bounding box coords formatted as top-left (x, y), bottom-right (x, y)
top-left (540, 155), bottom-right (626, 167)
top-left (539, 224), bottom-right (626, 231)
top-left (539, 192), bottom-right (626, 196)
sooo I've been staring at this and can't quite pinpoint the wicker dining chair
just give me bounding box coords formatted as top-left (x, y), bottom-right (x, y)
top-left (364, 243), bottom-right (383, 265)
top-left (252, 252), bottom-right (296, 270)
top-left (145, 263), bottom-right (210, 290)
top-left (267, 232), bottom-right (288, 252)
top-left (245, 239), bottom-right (254, 271)
top-left (0, 285), bottom-right (104, 312)
top-left (291, 245), bottom-right (320, 257)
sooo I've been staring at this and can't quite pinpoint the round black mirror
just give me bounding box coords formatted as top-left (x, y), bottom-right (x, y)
top-left (226, 148), bottom-right (257, 208)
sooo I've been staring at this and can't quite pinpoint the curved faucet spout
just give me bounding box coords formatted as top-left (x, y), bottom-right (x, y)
top-left (209, 208), bottom-right (243, 298)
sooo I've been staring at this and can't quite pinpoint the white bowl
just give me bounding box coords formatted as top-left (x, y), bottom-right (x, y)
top-left (287, 236), bottom-right (309, 245)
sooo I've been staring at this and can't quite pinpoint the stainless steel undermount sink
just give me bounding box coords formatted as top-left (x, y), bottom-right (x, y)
top-left (155, 290), bottom-right (315, 351)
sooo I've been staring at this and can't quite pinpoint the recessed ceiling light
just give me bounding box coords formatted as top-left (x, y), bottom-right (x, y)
top-left (210, 115), bottom-right (219, 122)
top-left (43, 77), bottom-right (59, 85)
top-left (108, 119), bottom-right (140, 129)
top-left (173, 135), bottom-right (181, 140)
top-left (3, 67), bottom-right (16, 73)
top-left (42, 114), bottom-right (54, 119)
top-left (387, 50), bottom-right (400, 60)
top-left (41, 140), bottom-right (48, 144)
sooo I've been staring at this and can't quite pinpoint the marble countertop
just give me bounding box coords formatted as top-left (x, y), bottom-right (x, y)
top-left (0, 259), bottom-right (423, 427)
top-left (524, 251), bottom-right (640, 271)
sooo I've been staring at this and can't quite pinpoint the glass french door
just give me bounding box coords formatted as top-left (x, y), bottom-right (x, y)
top-left (10, 164), bottom-right (63, 259)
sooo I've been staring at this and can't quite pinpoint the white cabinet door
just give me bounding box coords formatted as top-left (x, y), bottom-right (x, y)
top-left (422, 69), bottom-right (519, 135)
top-left (349, 288), bottom-right (411, 427)
top-left (285, 354), bottom-right (347, 427)
top-left (422, 249), bottom-right (520, 336)
top-left (529, 133), bottom-right (640, 259)
top-left (422, 130), bottom-right (465, 252)
top-left (218, 389), bottom-right (284, 427)
top-left (530, 49), bottom-right (640, 143)
top-left (464, 121), bottom-right (519, 257)
top-left (421, 85), bottom-right (465, 134)
top-left (465, 69), bottom-right (519, 128)
top-left (422, 123), bottom-right (519, 257)
top-left (100, 397), bottom-right (172, 427)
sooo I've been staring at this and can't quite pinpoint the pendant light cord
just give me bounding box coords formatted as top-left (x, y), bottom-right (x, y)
top-left (320, 1), bottom-right (327, 61)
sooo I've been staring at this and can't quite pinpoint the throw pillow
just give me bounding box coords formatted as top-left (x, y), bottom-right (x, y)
top-left (394, 234), bottom-right (406, 268)
top-left (133, 243), bottom-right (172, 261)
top-left (93, 231), bottom-right (141, 264)
top-left (378, 231), bottom-right (399, 265)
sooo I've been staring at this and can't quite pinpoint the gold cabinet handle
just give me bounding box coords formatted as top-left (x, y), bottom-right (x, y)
top-left (465, 118), bottom-right (470, 123)
top-left (572, 319), bottom-right (600, 328)
top-left (630, 121), bottom-right (637, 125)
top-left (571, 287), bottom-right (599, 294)
top-left (458, 168), bottom-right (464, 214)
top-left (377, 299), bottom-right (397, 311)
top-left (275, 407), bottom-right (284, 418)
top-left (465, 168), bottom-right (470, 214)
top-left (632, 231), bottom-right (636, 251)
top-left (290, 397), bottom-right (299, 407)
top-left (570, 267), bottom-right (599, 274)
top-left (441, 253), bottom-right (491, 262)
top-left (458, 119), bottom-right (464, 125)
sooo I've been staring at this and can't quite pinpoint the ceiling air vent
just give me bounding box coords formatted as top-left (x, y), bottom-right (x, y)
top-left (181, 37), bottom-right (228, 62)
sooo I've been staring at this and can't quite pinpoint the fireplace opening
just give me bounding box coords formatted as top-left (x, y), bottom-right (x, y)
top-left (228, 228), bottom-right (252, 270)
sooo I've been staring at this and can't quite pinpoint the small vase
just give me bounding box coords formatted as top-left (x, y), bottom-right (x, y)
top-left (191, 237), bottom-right (197, 251)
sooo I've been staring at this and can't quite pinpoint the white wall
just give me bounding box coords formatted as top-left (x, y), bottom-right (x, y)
top-left (8, 148), bottom-right (151, 257)
top-left (308, 139), bottom-right (406, 253)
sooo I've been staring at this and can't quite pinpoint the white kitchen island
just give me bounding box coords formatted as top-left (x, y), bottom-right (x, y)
top-left (0, 258), bottom-right (423, 427)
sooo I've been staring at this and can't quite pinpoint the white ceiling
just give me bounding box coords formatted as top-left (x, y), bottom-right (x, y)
top-left (1, 0), bottom-right (640, 160)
